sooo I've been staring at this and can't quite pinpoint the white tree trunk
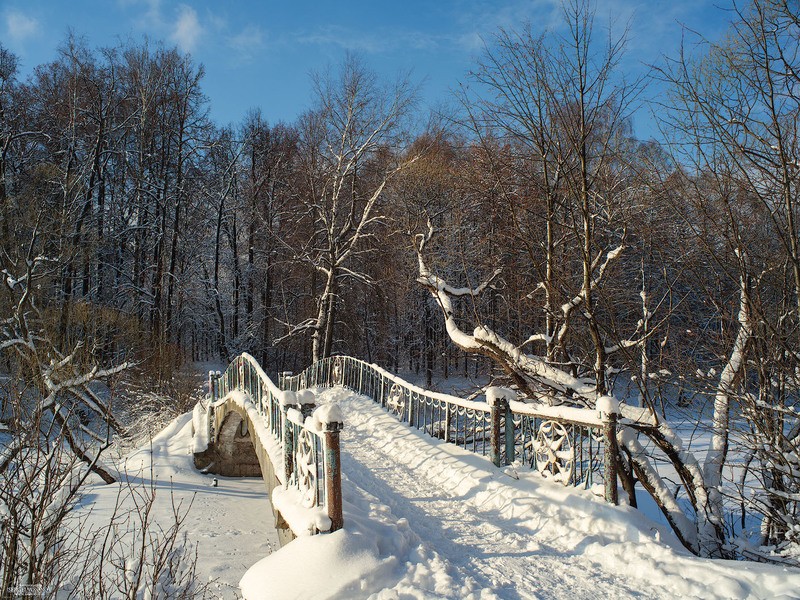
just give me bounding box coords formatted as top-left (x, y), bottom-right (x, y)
top-left (702, 274), bottom-right (751, 554)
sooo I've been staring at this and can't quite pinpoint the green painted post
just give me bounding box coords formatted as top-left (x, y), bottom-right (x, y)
top-left (490, 398), bottom-right (507, 467)
top-left (504, 405), bottom-right (515, 465)
top-left (281, 371), bottom-right (293, 390)
top-left (282, 400), bottom-right (298, 485)
top-left (603, 411), bottom-right (619, 505)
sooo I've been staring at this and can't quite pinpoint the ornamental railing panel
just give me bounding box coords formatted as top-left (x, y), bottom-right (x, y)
top-left (207, 353), bottom-right (343, 533)
top-left (280, 356), bottom-right (495, 458)
top-left (281, 355), bottom-right (630, 504)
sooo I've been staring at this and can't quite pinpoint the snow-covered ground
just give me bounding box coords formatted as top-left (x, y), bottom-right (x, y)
top-left (77, 414), bottom-right (280, 599)
top-left (80, 386), bottom-right (800, 599)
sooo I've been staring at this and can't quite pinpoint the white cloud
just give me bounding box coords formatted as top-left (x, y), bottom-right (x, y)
top-left (297, 26), bottom-right (375, 53)
top-left (296, 26), bottom-right (441, 55)
top-left (170, 4), bottom-right (203, 53)
top-left (207, 12), bottom-right (227, 32)
top-left (230, 24), bottom-right (265, 62)
top-left (4, 9), bottom-right (40, 44)
top-left (456, 31), bottom-right (484, 53)
top-left (118, 0), bottom-right (163, 30)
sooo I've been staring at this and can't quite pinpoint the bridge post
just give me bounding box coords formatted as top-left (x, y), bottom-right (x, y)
top-left (505, 405), bottom-right (515, 464)
top-left (323, 420), bottom-right (344, 532)
top-left (208, 370), bottom-right (215, 402)
top-left (597, 396), bottom-right (620, 506)
top-left (490, 397), bottom-right (509, 467)
top-left (297, 389), bottom-right (316, 419)
top-left (603, 411), bottom-right (619, 506)
top-left (280, 371), bottom-right (293, 390)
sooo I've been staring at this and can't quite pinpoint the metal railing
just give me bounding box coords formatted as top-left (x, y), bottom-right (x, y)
top-left (280, 355), bottom-right (622, 504)
top-left (280, 355), bottom-right (494, 457)
top-left (208, 353), bottom-right (344, 532)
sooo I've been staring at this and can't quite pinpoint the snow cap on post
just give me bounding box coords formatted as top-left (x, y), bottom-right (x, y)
top-left (486, 386), bottom-right (515, 407)
top-left (313, 403), bottom-right (344, 432)
top-left (314, 512), bottom-right (332, 533)
top-left (596, 395), bottom-right (620, 419)
top-left (296, 389), bottom-right (316, 406)
top-left (279, 390), bottom-right (297, 408)
top-left (286, 407), bottom-right (304, 425)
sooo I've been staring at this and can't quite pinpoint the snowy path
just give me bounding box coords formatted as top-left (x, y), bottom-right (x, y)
top-left (184, 472), bottom-right (279, 596)
top-left (340, 393), bottom-right (650, 599)
top-left (342, 422), bottom-right (646, 599)
top-left (322, 387), bottom-right (799, 600)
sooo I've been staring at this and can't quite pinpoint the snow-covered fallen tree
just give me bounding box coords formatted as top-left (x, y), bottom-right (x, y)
top-left (415, 221), bottom-right (736, 558)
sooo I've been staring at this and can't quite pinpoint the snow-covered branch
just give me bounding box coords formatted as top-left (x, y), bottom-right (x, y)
top-left (417, 222), bottom-right (602, 404)
top-left (273, 318), bottom-right (318, 346)
top-left (556, 241), bottom-right (625, 349)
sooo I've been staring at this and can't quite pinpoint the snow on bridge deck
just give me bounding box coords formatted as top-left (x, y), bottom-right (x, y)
top-left (242, 386), bottom-right (800, 600)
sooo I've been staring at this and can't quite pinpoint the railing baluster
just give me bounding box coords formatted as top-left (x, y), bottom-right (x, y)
top-left (444, 403), bottom-right (451, 443)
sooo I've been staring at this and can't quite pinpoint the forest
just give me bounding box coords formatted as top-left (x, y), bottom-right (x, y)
top-left (1, 0), bottom-right (800, 581)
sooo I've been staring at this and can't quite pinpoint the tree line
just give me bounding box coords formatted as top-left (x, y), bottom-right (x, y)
top-left (2, 0), bottom-right (800, 565)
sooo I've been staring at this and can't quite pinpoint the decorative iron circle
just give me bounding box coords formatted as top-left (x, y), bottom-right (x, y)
top-left (295, 428), bottom-right (317, 508)
top-left (534, 420), bottom-right (575, 485)
top-left (387, 383), bottom-right (405, 417)
top-left (332, 357), bottom-right (344, 385)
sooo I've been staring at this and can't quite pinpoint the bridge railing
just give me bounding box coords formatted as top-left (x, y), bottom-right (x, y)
top-left (280, 355), bottom-right (494, 458)
top-left (280, 355), bottom-right (623, 504)
top-left (208, 353), bottom-right (343, 533)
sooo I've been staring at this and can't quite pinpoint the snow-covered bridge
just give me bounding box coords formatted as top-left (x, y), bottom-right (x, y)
top-left (193, 354), bottom-right (345, 540)
top-left (190, 354), bottom-right (800, 598)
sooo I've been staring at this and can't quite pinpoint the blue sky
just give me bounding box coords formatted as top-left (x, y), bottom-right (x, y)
top-left (1, 0), bottom-right (733, 139)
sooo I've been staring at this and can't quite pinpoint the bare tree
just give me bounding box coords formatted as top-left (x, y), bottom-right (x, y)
top-left (1, 217), bottom-right (128, 483)
top-left (285, 54), bottom-right (417, 361)
top-left (461, 0), bottom-right (644, 390)
top-left (416, 0), bottom-right (736, 559)
top-left (657, 0), bottom-right (800, 561)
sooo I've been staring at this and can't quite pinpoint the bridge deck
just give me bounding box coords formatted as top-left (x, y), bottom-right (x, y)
top-left (243, 386), bottom-right (797, 599)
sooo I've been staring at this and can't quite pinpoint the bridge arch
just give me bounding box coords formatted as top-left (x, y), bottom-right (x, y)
top-left (193, 354), bottom-right (344, 543)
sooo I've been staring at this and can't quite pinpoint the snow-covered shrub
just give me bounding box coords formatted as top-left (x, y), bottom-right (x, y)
top-left (0, 382), bottom-right (212, 599)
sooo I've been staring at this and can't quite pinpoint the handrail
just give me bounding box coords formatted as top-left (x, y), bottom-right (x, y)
top-left (281, 355), bottom-right (623, 504)
top-left (207, 354), bottom-right (344, 533)
top-left (281, 355), bottom-right (494, 457)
